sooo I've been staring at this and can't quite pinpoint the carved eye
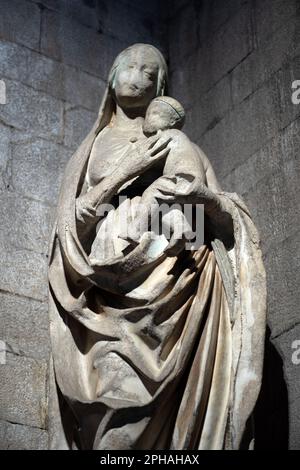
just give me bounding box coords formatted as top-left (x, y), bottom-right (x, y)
top-left (144, 70), bottom-right (154, 80)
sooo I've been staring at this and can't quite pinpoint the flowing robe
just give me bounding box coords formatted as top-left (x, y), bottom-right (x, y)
top-left (48, 89), bottom-right (266, 450)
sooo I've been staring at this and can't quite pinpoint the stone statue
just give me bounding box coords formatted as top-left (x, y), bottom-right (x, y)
top-left (48, 43), bottom-right (266, 450)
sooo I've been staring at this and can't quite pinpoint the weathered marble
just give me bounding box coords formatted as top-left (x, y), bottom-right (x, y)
top-left (48, 43), bottom-right (266, 450)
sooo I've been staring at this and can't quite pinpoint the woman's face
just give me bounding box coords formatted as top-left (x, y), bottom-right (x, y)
top-left (113, 47), bottom-right (160, 111)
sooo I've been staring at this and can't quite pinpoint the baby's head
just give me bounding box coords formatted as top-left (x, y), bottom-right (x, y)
top-left (143, 96), bottom-right (185, 136)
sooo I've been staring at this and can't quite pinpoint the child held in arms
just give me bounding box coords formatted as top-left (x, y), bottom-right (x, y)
top-left (121, 96), bottom-right (207, 254)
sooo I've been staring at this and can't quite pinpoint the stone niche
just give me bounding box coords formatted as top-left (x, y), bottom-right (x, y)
top-left (0, 0), bottom-right (299, 450)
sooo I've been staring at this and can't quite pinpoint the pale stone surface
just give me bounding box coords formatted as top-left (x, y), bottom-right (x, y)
top-left (0, 420), bottom-right (48, 450)
top-left (0, 190), bottom-right (55, 255)
top-left (0, 243), bottom-right (48, 301)
top-left (0, 80), bottom-right (63, 142)
top-left (0, 292), bottom-right (50, 360)
top-left (0, 41), bottom-right (64, 102)
top-left (10, 137), bottom-right (72, 205)
top-left (0, 354), bottom-right (47, 429)
top-left (0, 40), bottom-right (107, 112)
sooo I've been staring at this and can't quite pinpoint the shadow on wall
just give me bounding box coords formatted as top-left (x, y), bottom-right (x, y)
top-left (240, 326), bottom-right (289, 449)
top-left (253, 326), bottom-right (289, 449)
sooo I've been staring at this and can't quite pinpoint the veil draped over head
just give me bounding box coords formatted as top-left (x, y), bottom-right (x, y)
top-left (48, 44), bottom-right (266, 450)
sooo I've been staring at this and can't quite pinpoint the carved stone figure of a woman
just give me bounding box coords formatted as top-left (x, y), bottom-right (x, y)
top-left (48, 43), bottom-right (266, 450)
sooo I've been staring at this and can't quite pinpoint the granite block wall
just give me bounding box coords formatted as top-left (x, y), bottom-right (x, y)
top-left (168, 0), bottom-right (300, 449)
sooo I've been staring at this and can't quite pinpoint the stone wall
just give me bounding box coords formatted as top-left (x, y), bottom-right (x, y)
top-left (0, 0), bottom-right (299, 450)
top-left (0, 0), bottom-right (166, 449)
top-left (168, 0), bottom-right (300, 449)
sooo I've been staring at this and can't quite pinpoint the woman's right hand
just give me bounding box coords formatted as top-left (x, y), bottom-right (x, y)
top-left (124, 131), bottom-right (172, 177)
top-left (75, 132), bottom-right (173, 226)
top-left (144, 130), bottom-right (173, 160)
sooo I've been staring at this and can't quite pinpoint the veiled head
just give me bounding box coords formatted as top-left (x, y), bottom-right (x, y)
top-left (108, 44), bottom-right (168, 112)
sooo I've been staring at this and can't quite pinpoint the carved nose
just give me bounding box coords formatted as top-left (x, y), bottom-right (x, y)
top-left (129, 83), bottom-right (139, 91)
